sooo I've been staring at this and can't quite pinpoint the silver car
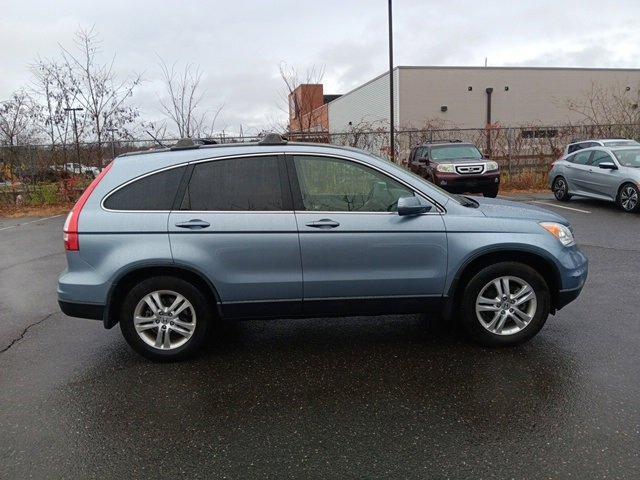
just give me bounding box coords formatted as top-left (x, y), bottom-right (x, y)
top-left (550, 146), bottom-right (640, 212)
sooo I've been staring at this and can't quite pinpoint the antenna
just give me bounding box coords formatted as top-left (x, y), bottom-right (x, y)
top-left (146, 130), bottom-right (166, 148)
top-left (484, 57), bottom-right (488, 68)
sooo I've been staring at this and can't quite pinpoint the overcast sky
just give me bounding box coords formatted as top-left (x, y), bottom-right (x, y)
top-left (1, 0), bottom-right (639, 135)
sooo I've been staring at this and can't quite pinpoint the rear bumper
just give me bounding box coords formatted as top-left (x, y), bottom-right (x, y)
top-left (58, 300), bottom-right (104, 321)
top-left (434, 171), bottom-right (501, 193)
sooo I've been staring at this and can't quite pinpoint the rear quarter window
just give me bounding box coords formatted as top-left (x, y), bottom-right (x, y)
top-left (103, 166), bottom-right (186, 211)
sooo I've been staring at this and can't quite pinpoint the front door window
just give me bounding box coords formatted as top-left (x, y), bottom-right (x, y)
top-left (293, 155), bottom-right (414, 213)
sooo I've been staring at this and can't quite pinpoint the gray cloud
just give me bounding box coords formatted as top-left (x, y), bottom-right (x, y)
top-left (2, 0), bottom-right (639, 135)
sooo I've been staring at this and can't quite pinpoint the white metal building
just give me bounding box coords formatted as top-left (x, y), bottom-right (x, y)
top-left (327, 66), bottom-right (640, 131)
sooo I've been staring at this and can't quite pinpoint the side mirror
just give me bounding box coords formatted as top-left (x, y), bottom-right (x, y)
top-left (417, 157), bottom-right (428, 163)
top-left (397, 196), bottom-right (432, 216)
top-left (598, 162), bottom-right (617, 170)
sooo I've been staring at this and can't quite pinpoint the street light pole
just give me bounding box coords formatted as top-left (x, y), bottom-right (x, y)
top-left (388, 0), bottom-right (395, 163)
top-left (65, 107), bottom-right (83, 173)
top-left (106, 128), bottom-right (117, 160)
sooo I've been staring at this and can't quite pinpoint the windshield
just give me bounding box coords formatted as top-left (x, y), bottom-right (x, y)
top-left (613, 148), bottom-right (640, 168)
top-left (603, 140), bottom-right (639, 147)
top-left (430, 145), bottom-right (483, 162)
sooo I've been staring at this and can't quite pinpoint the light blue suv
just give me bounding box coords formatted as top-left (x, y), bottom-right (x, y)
top-left (58, 135), bottom-right (588, 360)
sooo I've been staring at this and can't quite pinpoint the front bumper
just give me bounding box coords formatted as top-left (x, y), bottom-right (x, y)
top-left (556, 286), bottom-right (584, 310)
top-left (434, 171), bottom-right (501, 193)
top-left (554, 246), bottom-right (588, 311)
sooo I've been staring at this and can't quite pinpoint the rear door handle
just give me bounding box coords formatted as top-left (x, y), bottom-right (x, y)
top-left (175, 219), bottom-right (211, 229)
top-left (305, 219), bottom-right (340, 229)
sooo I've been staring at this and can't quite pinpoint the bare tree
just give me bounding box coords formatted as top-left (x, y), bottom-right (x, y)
top-left (279, 62), bottom-right (325, 133)
top-left (30, 57), bottom-right (78, 153)
top-left (0, 91), bottom-right (38, 146)
top-left (565, 81), bottom-right (640, 137)
top-left (157, 57), bottom-right (223, 139)
top-left (0, 90), bottom-right (39, 181)
top-left (60, 27), bottom-right (142, 164)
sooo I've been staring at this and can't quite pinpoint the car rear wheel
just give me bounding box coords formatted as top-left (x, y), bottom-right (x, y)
top-left (552, 176), bottom-right (572, 201)
top-left (460, 262), bottom-right (550, 347)
top-left (617, 183), bottom-right (639, 213)
top-left (119, 276), bottom-right (213, 361)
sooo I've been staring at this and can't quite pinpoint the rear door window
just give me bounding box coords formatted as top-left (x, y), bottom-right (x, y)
top-left (569, 151), bottom-right (593, 165)
top-left (180, 156), bottom-right (287, 211)
top-left (103, 166), bottom-right (186, 211)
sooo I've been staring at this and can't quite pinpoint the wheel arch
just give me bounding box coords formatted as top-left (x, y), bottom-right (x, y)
top-left (551, 173), bottom-right (568, 189)
top-left (447, 248), bottom-right (562, 315)
top-left (103, 262), bottom-right (222, 329)
top-left (616, 180), bottom-right (639, 199)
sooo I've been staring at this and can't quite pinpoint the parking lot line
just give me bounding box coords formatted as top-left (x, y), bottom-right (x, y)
top-left (529, 201), bottom-right (591, 214)
top-left (0, 214), bottom-right (65, 232)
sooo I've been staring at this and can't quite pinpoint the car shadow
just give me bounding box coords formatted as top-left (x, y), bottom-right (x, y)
top-left (47, 314), bottom-right (582, 477)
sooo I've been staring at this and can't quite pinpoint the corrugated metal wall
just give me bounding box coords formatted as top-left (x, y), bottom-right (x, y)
top-left (328, 70), bottom-right (399, 133)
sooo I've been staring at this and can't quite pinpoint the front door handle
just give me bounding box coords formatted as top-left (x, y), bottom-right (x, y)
top-left (175, 219), bottom-right (211, 229)
top-left (305, 219), bottom-right (340, 229)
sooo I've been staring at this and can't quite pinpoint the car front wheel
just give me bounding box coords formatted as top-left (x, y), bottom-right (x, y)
top-left (617, 183), bottom-right (639, 213)
top-left (460, 262), bottom-right (550, 347)
top-left (119, 276), bottom-right (213, 361)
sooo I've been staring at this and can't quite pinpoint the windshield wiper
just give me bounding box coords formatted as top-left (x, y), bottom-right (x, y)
top-left (454, 194), bottom-right (479, 208)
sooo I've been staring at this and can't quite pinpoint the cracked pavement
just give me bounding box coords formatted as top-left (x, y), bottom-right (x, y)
top-left (1, 196), bottom-right (639, 479)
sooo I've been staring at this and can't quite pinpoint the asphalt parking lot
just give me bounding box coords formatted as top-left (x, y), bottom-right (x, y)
top-left (1, 194), bottom-right (639, 479)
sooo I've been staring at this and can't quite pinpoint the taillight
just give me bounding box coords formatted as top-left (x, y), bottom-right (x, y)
top-left (64, 163), bottom-right (113, 251)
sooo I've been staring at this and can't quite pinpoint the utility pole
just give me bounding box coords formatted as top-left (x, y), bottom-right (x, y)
top-left (65, 107), bottom-right (83, 173)
top-left (106, 128), bottom-right (117, 160)
top-left (388, 0), bottom-right (395, 163)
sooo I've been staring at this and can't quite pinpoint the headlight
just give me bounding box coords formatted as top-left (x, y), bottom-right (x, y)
top-left (485, 161), bottom-right (499, 171)
top-left (436, 163), bottom-right (456, 173)
top-left (540, 222), bottom-right (575, 247)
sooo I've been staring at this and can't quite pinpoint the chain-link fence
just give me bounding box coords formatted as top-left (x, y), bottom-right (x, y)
top-left (2, 123), bottom-right (639, 206)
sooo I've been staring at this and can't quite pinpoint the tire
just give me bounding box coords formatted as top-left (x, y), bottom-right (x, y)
top-left (460, 262), bottom-right (550, 347)
top-left (119, 276), bottom-right (214, 361)
top-left (617, 183), bottom-right (640, 213)
top-left (483, 187), bottom-right (499, 198)
top-left (552, 176), bottom-right (572, 201)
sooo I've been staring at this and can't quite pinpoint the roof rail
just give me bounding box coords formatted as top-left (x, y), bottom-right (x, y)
top-left (170, 138), bottom-right (218, 151)
top-left (423, 139), bottom-right (463, 144)
top-left (258, 133), bottom-right (287, 146)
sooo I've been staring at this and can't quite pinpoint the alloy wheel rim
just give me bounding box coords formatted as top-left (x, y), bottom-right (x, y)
top-left (621, 186), bottom-right (638, 211)
top-left (475, 276), bottom-right (537, 336)
top-left (133, 290), bottom-right (196, 350)
top-left (554, 178), bottom-right (566, 199)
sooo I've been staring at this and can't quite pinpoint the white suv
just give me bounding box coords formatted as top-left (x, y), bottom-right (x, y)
top-left (563, 139), bottom-right (638, 156)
